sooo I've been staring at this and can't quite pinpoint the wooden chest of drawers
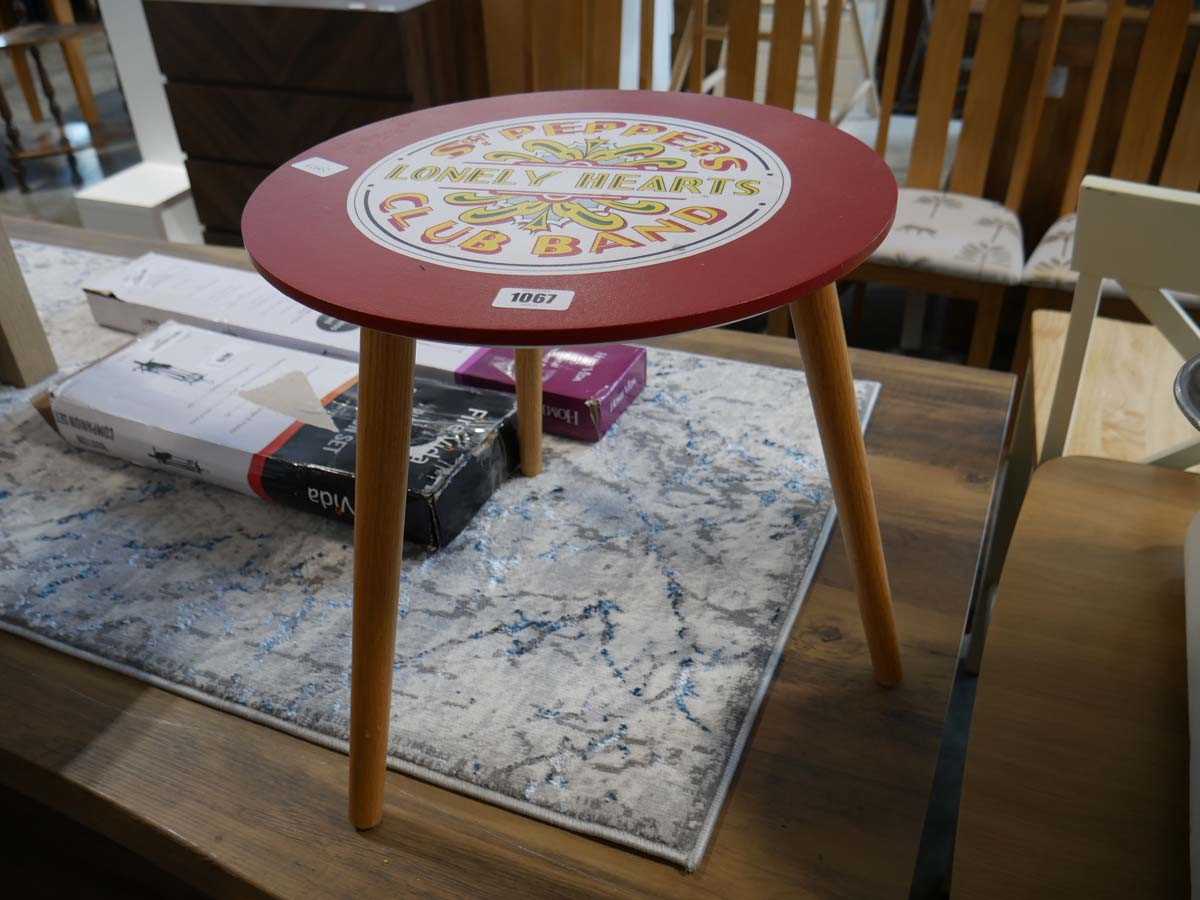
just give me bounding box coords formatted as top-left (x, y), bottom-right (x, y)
top-left (143, 0), bottom-right (487, 245)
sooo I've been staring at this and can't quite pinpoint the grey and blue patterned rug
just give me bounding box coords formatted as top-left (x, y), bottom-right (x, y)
top-left (0, 240), bottom-right (879, 869)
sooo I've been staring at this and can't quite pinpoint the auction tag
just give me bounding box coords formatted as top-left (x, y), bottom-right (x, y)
top-left (291, 157), bottom-right (349, 177)
top-left (491, 287), bottom-right (575, 311)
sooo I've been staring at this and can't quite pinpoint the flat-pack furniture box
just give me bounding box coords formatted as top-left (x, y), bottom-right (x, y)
top-left (85, 253), bottom-right (646, 441)
top-left (40, 321), bottom-right (518, 548)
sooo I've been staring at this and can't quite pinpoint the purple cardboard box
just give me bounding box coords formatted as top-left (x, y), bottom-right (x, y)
top-left (455, 344), bottom-right (646, 441)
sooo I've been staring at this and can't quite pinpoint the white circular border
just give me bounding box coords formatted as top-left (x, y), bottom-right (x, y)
top-left (345, 112), bottom-right (792, 276)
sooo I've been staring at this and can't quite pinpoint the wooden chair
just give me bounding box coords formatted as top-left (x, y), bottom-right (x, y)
top-left (0, 0), bottom-right (100, 128)
top-left (481, 0), bottom-right (625, 94)
top-left (709, 0), bottom-right (843, 329)
top-left (686, 0), bottom-right (880, 124)
top-left (838, 0), bottom-right (1068, 367)
top-left (670, 0), bottom-right (845, 120)
top-left (0, 20), bottom-right (101, 190)
top-left (966, 175), bottom-right (1200, 673)
top-left (1015, 0), bottom-right (1200, 375)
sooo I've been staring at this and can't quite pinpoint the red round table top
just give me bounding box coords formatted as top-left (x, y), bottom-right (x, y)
top-left (242, 90), bottom-right (897, 347)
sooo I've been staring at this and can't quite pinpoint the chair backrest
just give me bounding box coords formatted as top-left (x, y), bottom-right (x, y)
top-left (1059, 0), bottom-right (1200, 214)
top-left (481, 0), bottom-right (624, 95)
top-left (1042, 176), bottom-right (1200, 464)
top-left (880, 0), bottom-right (1065, 205)
top-left (714, 0), bottom-right (828, 115)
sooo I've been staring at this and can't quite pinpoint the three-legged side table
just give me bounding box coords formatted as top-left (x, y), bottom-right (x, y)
top-left (243, 90), bottom-right (902, 829)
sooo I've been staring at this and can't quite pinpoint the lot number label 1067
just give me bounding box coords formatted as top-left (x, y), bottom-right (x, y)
top-left (492, 287), bottom-right (575, 312)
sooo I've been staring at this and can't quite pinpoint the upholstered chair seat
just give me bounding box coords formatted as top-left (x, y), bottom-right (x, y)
top-left (870, 189), bottom-right (1025, 285)
top-left (1023, 213), bottom-right (1198, 305)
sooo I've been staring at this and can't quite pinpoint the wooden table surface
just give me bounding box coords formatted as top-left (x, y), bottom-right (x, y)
top-left (954, 456), bottom-right (1194, 898)
top-left (0, 217), bottom-right (1014, 898)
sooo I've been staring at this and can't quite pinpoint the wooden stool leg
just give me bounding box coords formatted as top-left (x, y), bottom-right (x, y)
top-left (48, 0), bottom-right (99, 126)
top-left (790, 285), bottom-right (903, 686)
top-left (966, 285), bottom-right (1005, 369)
top-left (514, 347), bottom-right (543, 476)
top-left (349, 328), bottom-right (416, 830)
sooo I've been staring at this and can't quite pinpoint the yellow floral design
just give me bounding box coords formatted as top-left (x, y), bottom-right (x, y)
top-left (483, 138), bottom-right (687, 171)
top-left (444, 190), bottom-right (669, 234)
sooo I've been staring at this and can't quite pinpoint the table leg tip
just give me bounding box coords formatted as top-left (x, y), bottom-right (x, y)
top-left (873, 669), bottom-right (903, 688)
top-left (350, 809), bottom-right (383, 831)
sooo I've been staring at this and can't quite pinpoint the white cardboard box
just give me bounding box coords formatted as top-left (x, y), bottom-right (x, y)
top-left (84, 253), bottom-right (647, 441)
top-left (75, 163), bottom-right (202, 244)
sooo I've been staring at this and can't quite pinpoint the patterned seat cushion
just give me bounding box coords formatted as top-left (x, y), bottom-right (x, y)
top-left (1021, 213), bottom-right (1097, 292)
top-left (870, 189), bottom-right (1024, 285)
top-left (1022, 213), bottom-right (1199, 304)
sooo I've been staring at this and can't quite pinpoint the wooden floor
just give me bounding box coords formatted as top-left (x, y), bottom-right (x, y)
top-left (0, 219), bottom-right (1015, 898)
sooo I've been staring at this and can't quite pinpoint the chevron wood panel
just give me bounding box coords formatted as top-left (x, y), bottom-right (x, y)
top-left (401, 0), bottom-right (489, 106)
top-left (185, 159), bottom-right (272, 235)
top-left (166, 83), bottom-right (413, 167)
top-left (144, 0), bottom-right (487, 101)
top-left (202, 227), bottom-right (245, 248)
top-left (143, 0), bottom-right (487, 245)
top-left (143, 1), bottom-right (411, 96)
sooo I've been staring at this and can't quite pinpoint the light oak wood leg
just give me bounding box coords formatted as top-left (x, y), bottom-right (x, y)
top-left (59, 39), bottom-right (100, 126)
top-left (815, 0), bottom-right (843, 122)
top-left (349, 328), bottom-right (415, 830)
top-left (514, 347), bottom-right (543, 476)
top-left (790, 285), bottom-right (902, 686)
top-left (48, 0), bottom-right (99, 126)
top-left (966, 286), bottom-right (1005, 369)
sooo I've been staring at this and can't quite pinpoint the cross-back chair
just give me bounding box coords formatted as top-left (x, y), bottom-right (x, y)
top-left (1040, 176), bottom-right (1200, 468)
top-left (838, 0), bottom-right (1068, 367)
top-left (1016, 0), bottom-right (1200, 375)
top-left (965, 175), bottom-right (1200, 673)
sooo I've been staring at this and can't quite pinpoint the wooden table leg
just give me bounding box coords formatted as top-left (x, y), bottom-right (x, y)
top-left (966, 285), bottom-right (1005, 369)
top-left (790, 284), bottom-right (903, 686)
top-left (349, 327), bottom-right (415, 829)
top-left (514, 347), bottom-right (543, 476)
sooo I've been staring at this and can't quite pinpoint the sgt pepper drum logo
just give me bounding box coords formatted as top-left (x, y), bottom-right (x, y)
top-left (346, 113), bottom-right (791, 276)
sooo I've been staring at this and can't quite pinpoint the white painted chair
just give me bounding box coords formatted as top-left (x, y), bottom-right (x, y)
top-left (1041, 176), bottom-right (1200, 469)
top-left (965, 175), bottom-right (1200, 675)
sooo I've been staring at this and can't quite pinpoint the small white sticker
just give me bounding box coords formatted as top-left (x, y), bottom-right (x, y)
top-left (292, 156), bottom-right (349, 177)
top-left (491, 287), bottom-right (575, 312)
